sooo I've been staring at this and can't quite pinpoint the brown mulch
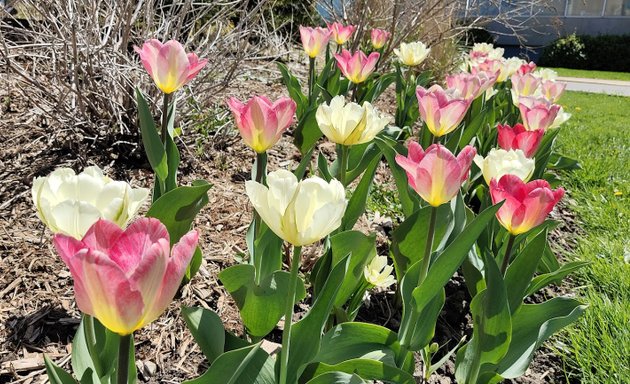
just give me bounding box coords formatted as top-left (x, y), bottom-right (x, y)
top-left (0, 52), bottom-right (580, 384)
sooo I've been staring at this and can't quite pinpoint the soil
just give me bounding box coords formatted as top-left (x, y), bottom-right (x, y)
top-left (0, 52), bottom-right (581, 384)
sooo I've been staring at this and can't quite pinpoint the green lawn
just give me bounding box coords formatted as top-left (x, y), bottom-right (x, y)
top-left (554, 91), bottom-right (630, 383)
top-left (549, 67), bottom-right (630, 82)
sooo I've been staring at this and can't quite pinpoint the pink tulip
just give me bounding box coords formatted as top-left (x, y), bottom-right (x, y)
top-left (334, 49), bottom-right (380, 84)
top-left (299, 26), bottom-right (332, 58)
top-left (490, 174), bottom-right (564, 235)
top-left (518, 96), bottom-right (561, 132)
top-left (497, 123), bottom-right (545, 158)
top-left (541, 80), bottom-right (566, 103)
top-left (53, 218), bottom-right (198, 335)
top-left (415, 85), bottom-right (471, 137)
top-left (370, 28), bottom-right (391, 49)
top-left (510, 73), bottom-right (542, 104)
top-left (227, 95), bottom-right (297, 153)
top-left (446, 72), bottom-right (497, 101)
top-left (134, 39), bottom-right (207, 94)
top-left (395, 142), bottom-right (476, 207)
top-left (517, 61), bottom-right (537, 75)
top-left (327, 22), bottom-right (356, 45)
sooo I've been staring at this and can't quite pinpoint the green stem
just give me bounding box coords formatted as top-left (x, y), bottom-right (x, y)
top-left (161, 92), bottom-right (172, 149)
top-left (308, 57), bottom-right (316, 105)
top-left (500, 234), bottom-right (516, 276)
top-left (419, 206), bottom-right (438, 284)
top-left (351, 82), bottom-right (360, 103)
top-left (252, 151), bottom-right (268, 285)
top-left (279, 245), bottom-right (302, 384)
top-left (117, 333), bottom-right (132, 384)
top-left (84, 315), bottom-right (103, 376)
top-left (338, 144), bottom-right (349, 187)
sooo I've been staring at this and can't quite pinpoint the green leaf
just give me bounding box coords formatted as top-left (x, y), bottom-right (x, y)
top-left (532, 129), bottom-right (560, 180)
top-left (317, 152), bottom-right (333, 182)
top-left (277, 62), bottom-right (307, 117)
top-left (306, 372), bottom-right (366, 384)
top-left (181, 307), bottom-right (225, 364)
top-left (284, 256), bottom-right (351, 383)
top-left (45, 355), bottom-right (77, 384)
top-left (526, 260), bottom-right (590, 296)
top-left (496, 298), bottom-right (586, 378)
top-left (147, 180), bottom-right (211, 244)
top-left (504, 228), bottom-right (548, 313)
top-left (411, 203), bottom-right (502, 313)
top-left (136, 89), bottom-right (168, 183)
top-left (547, 152), bottom-right (581, 170)
top-left (455, 251), bottom-right (511, 384)
top-left (346, 142), bottom-right (381, 184)
top-left (360, 73), bottom-right (397, 104)
top-left (219, 264), bottom-right (306, 337)
top-left (252, 225), bottom-right (284, 283)
top-left (294, 107), bottom-right (322, 155)
top-left (294, 146), bottom-right (315, 180)
top-left (303, 358), bottom-right (415, 384)
top-left (184, 344), bottom-right (271, 384)
top-left (341, 153), bottom-right (382, 230)
top-left (330, 231), bottom-right (376, 307)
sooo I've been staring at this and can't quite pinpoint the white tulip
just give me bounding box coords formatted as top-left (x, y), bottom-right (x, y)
top-left (394, 41), bottom-right (431, 67)
top-left (32, 166), bottom-right (149, 239)
top-left (472, 43), bottom-right (504, 60)
top-left (549, 106), bottom-right (572, 129)
top-left (364, 255), bottom-right (396, 288)
top-left (502, 57), bottom-right (526, 80)
top-left (245, 170), bottom-right (347, 246)
top-left (316, 95), bottom-right (389, 146)
top-left (474, 148), bottom-right (535, 185)
top-left (534, 68), bottom-right (558, 81)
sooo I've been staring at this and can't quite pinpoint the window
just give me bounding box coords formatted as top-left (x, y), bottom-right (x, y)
top-left (605, 0), bottom-right (630, 16)
top-left (566, 0), bottom-right (605, 16)
top-left (535, 0), bottom-right (567, 16)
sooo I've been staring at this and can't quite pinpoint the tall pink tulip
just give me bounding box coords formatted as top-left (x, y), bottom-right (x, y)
top-left (53, 218), bottom-right (198, 335)
top-left (416, 85), bottom-right (471, 137)
top-left (517, 61), bottom-right (537, 75)
top-left (518, 96), bottom-right (561, 132)
top-left (541, 80), bottom-right (566, 103)
top-left (510, 73), bottom-right (542, 105)
top-left (134, 39), bottom-right (207, 94)
top-left (227, 95), bottom-right (297, 153)
top-left (490, 174), bottom-right (564, 235)
top-left (446, 72), bottom-right (497, 101)
top-left (334, 49), bottom-right (380, 84)
top-left (395, 142), bottom-right (476, 207)
top-left (299, 26), bottom-right (332, 58)
top-left (327, 22), bottom-right (356, 45)
top-left (497, 123), bottom-right (545, 158)
top-left (370, 28), bottom-right (390, 49)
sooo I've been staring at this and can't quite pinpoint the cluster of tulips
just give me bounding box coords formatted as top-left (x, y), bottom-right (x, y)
top-left (35, 24), bottom-right (586, 384)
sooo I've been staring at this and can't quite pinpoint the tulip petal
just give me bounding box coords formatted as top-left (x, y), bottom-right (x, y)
top-left (108, 218), bottom-right (169, 274)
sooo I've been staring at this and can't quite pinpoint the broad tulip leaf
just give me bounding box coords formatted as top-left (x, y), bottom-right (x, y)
top-left (44, 355), bottom-right (77, 384)
top-left (306, 372), bottom-right (366, 384)
top-left (317, 152), bottom-right (333, 182)
top-left (526, 260), bottom-right (590, 296)
top-left (504, 228), bottom-right (548, 313)
top-left (455, 252), bottom-right (511, 384)
top-left (219, 264), bottom-right (306, 337)
top-left (360, 72), bottom-right (397, 104)
top-left (532, 129), bottom-right (560, 180)
top-left (294, 146), bottom-right (315, 180)
top-left (330, 231), bottom-right (376, 307)
top-left (252, 225), bottom-right (284, 284)
top-left (547, 152), bottom-right (581, 170)
top-left (302, 358), bottom-right (415, 384)
top-left (277, 62), bottom-right (307, 117)
top-left (345, 142), bottom-right (380, 183)
top-left (181, 307), bottom-right (225, 364)
top-left (183, 344), bottom-right (270, 384)
top-left (136, 88), bottom-right (168, 184)
top-left (284, 256), bottom-right (350, 383)
top-left (294, 106), bottom-right (322, 155)
top-left (411, 203), bottom-right (502, 314)
top-left (342, 153), bottom-right (382, 231)
top-left (495, 297), bottom-right (586, 378)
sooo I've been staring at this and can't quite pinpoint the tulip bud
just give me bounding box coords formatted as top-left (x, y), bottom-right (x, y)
top-left (496, 124), bottom-right (544, 158)
top-left (299, 26), bottom-right (332, 58)
top-left (364, 255), bottom-right (396, 288)
top-left (32, 166), bottom-right (149, 240)
top-left (394, 41), bottom-right (430, 67)
top-left (134, 39), bottom-right (207, 94)
top-left (54, 218), bottom-right (198, 335)
top-left (370, 28), bottom-right (391, 49)
top-left (474, 148), bottom-right (535, 185)
top-left (396, 143), bottom-right (476, 207)
top-left (334, 49), bottom-right (380, 84)
top-left (245, 170), bottom-right (347, 246)
top-left (327, 22), bottom-right (356, 45)
top-left (316, 95), bottom-right (389, 146)
top-left (490, 174), bottom-right (564, 235)
top-left (416, 85), bottom-right (471, 137)
top-left (227, 95), bottom-right (297, 153)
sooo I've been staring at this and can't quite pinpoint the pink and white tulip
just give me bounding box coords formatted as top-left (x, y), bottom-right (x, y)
top-left (517, 61), bottom-right (537, 75)
top-left (334, 49), bottom-right (380, 84)
top-left (510, 73), bottom-right (542, 105)
top-left (54, 218), bottom-right (198, 335)
top-left (370, 29), bottom-right (390, 49)
top-left (227, 95), bottom-right (297, 153)
top-left (446, 72), bottom-right (497, 101)
top-left (490, 174), bottom-right (564, 235)
top-left (541, 80), bottom-right (566, 103)
top-left (327, 22), bottom-right (356, 45)
top-left (134, 39), bottom-right (207, 94)
top-left (469, 43), bottom-right (504, 61)
top-left (416, 85), bottom-right (471, 137)
top-left (395, 142), bottom-right (476, 207)
top-left (299, 26), bottom-right (332, 58)
top-left (518, 96), bottom-right (561, 132)
top-left (497, 123), bottom-right (545, 158)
